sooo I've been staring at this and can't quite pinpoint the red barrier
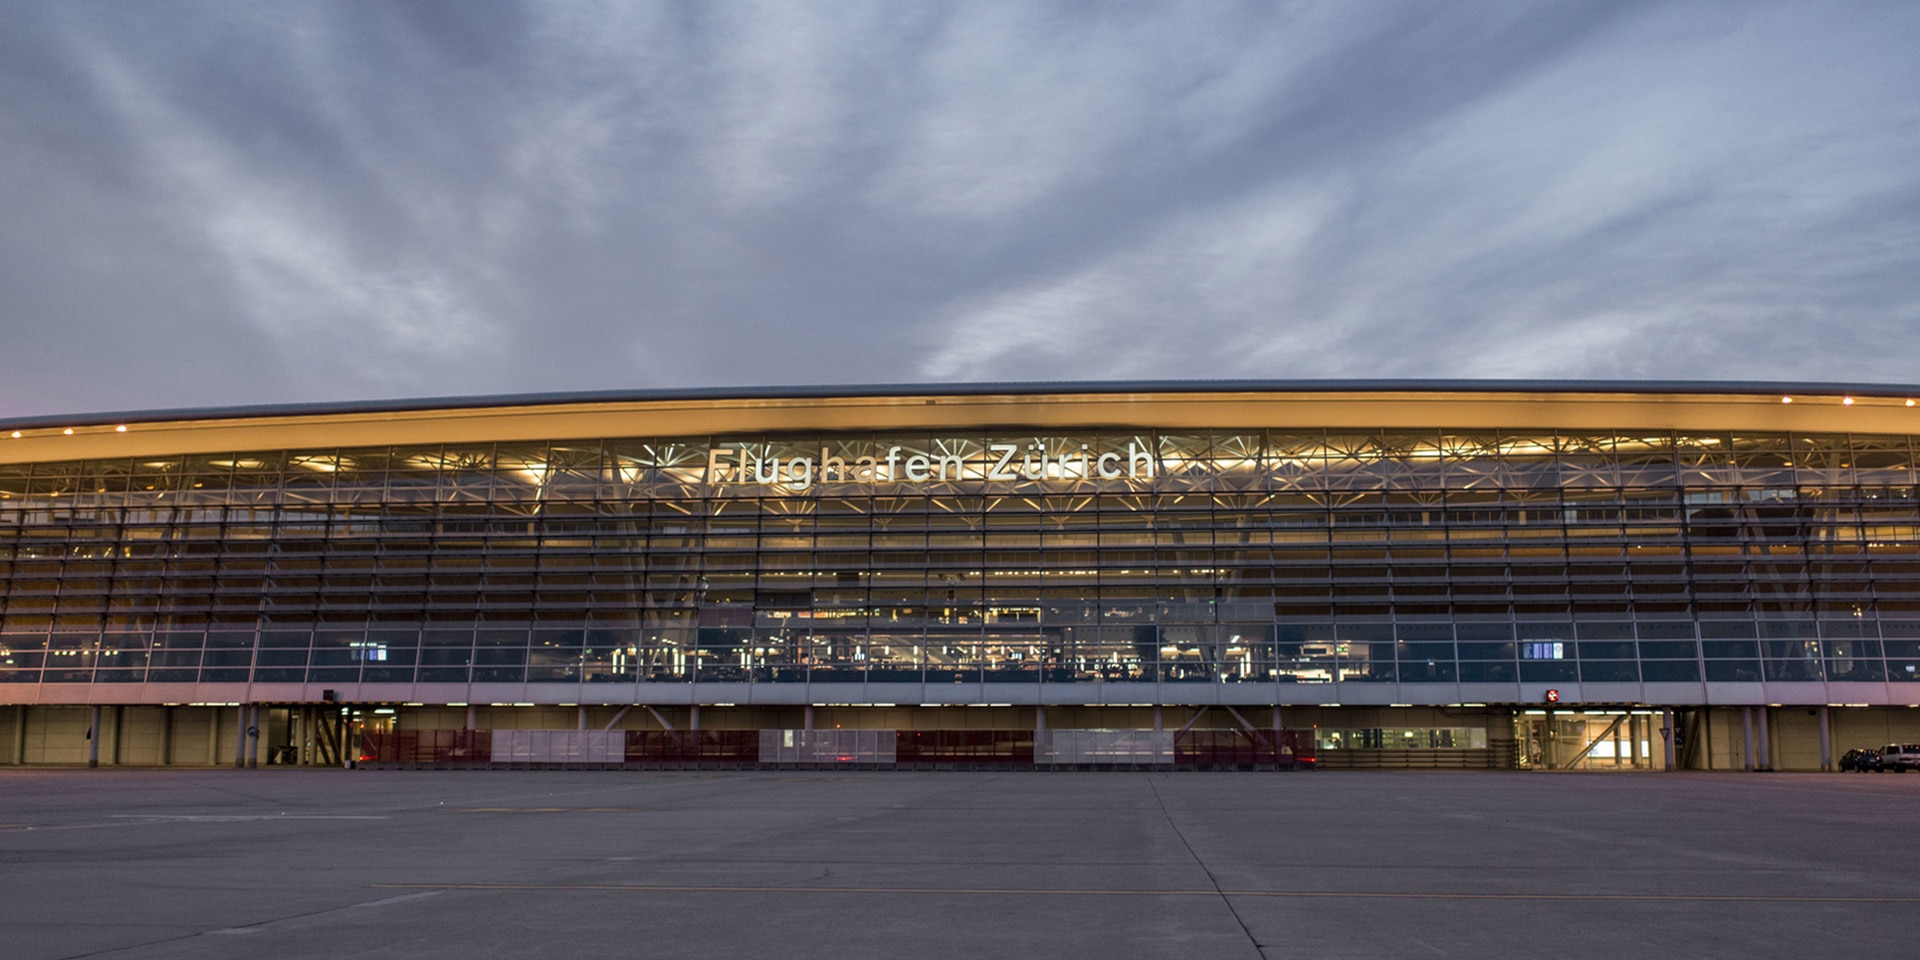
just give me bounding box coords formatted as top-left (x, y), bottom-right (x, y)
top-left (361, 730), bottom-right (492, 764)
top-left (360, 727), bottom-right (1314, 768)
top-left (897, 730), bottom-right (1035, 765)
top-left (1175, 728), bottom-right (1315, 767)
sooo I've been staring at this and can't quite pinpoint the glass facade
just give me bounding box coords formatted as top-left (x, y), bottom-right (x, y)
top-left (1, 425), bottom-right (1917, 698)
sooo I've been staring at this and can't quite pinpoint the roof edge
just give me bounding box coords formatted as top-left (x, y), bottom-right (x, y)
top-left (5, 379), bottom-right (1918, 432)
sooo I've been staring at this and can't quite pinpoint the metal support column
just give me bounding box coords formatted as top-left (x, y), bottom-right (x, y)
top-left (1035, 705), bottom-right (1046, 733)
top-left (111, 705), bottom-right (124, 766)
top-left (1818, 705), bottom-right (1833, 772)
top-left (88, 706), bottom-right (101, 769)
top-left (577, 705), bottom-right (587, 732)
top-left (246, 704), bottom-right (260, 769)
top-left (689, 704), bottom-right (700, 731)
top-left (1628, 714), bottom-right (1640, 768)
top-left (1153, 705), bottom-right (1163, 733)
top-left (1663, 709), bottom-right (1676, 771)
top-left (1756, 707), bottom-right (1772, 771)
top-left (161, 706), bottom-right (174, 766)
top-left (12, 705), bottom-right (25, 765)
top-left (465, 704), bottom-right (477, 731)
top-left (234, 704), bottom-right (248, 769)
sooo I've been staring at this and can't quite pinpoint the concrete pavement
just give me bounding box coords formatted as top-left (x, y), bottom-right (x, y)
top-left (2, 768), bottom-right (1915, 959)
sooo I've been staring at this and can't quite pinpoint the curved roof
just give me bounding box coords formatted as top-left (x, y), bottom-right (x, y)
top-left (4, 380), bottom-right (1919, 464)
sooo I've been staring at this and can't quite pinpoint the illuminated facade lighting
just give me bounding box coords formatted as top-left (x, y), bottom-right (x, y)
top-left (0, 381), bottom-right (1916, 772)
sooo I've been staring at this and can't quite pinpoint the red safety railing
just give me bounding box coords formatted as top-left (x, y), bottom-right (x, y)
top-left (897, 730), bottom-right (1035, 765)
top-left (624, 730), bottom-right (760, 764)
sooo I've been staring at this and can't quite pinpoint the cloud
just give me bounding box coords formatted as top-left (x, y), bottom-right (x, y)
top-left (0, 1), bottom-right (1915, 418)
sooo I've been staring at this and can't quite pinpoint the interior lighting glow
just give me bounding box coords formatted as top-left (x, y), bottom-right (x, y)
top-left (62, 427), bottom-right (73, 435)
top-left (1781, 396), bottom-right (1792, 404)
top-left (115, 424), bottom-right (127, 432)
top-left (1909, 399), bottom-right (1917, 407)
top-left (8, 431), bottom-right (17, 438)
top-left (1844, 396), bottom-right (1855, 406)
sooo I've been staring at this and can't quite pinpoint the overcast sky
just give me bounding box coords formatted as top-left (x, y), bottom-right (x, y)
top-left (2, 1), bottom-right (1916, 418)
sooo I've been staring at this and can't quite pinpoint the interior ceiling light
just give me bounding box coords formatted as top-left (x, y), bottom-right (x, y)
top-left (1844, 396), bottom-right (1856, 406)
top-left (62, 427), bottom-right (73, 435)
top-left (1781, 396), bottom-right (1793, 404)
top-left (116, 425), bottom-right (127, 432)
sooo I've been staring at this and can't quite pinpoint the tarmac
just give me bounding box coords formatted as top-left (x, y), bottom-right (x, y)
top-left (2, 767), bottom-right (1916, 959)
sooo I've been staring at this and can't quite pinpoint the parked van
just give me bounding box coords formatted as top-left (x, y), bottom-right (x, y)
top-left (1879, 744), bottom-right (1920, 771)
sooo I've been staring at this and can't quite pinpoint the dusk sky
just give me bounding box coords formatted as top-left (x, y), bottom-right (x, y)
top-left (3, 1), bottom-right (1917, 418)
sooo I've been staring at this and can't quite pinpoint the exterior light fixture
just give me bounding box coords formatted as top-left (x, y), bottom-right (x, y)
top-left (1781, 396), bottom-right (1792, 404)
top-left (116, 425), bottom-right (127, 432)
top-left (62, 428), bottom-right (73, 435)
top-left (1909, 399), bottom-right (1917, 407)
top-left (1844, 397), bottom-right (1855, 406)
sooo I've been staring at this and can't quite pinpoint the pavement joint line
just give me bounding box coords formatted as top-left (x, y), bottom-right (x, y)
top-left (106, 814), bottom-right (391, 821)
top-left (458, 806), bottom-right (649, 812)
top-left (368, 883), bottom-right (1920, 903)
top-left (353, 890), bottom-right (447, 909)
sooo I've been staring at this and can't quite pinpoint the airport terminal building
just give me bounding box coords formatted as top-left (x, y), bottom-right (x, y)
top-left (5, 381), bottom-right (1920, 772)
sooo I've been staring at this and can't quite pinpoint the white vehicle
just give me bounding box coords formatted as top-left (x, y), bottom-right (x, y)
top-left (1880, 744), bottom-right (1920, 771)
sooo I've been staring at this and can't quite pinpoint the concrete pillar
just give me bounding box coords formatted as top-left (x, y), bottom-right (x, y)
top-left (1035, 705), bottom-right (1047, 732)
top-left (1741, 707), bottom-right (1755, 772)
top-left (12, 705), bottom-right (25, 765)
top-left (689, 704), bottom-right (700, 731)
top-left (1701, 707), bottom-right (1714, 770)
top-left (111, 705), bottom-right (124, 766)
top-left (803, 705), bottom-right (814, 731)
top-left (1153, 705), bottom-right (1163, 733)
top-left (1756, 707), bottom-right (1772, 771)
top-left (208, 707), bottom-right (221, 765)
top-left (577, 705), bottom-right (587, 732)
top-left (88, 706), bottom-right (101, 769)
top-left (1662, 710), bottom-right (1676, 771)
top-left (161, 706), bottom-right (174, 766)
top-left (1818, 705), bottom-right (1833, 772)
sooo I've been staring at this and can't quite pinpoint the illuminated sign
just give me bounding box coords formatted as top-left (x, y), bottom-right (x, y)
top-left (703, 441), bottom-right (1159, 491)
